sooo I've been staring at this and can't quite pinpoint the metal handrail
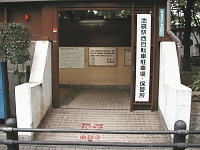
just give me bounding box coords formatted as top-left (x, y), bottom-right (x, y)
top-left (2, 127), bottom-right (199, 135)
top-left (1, 119), bottom-right (200, 150)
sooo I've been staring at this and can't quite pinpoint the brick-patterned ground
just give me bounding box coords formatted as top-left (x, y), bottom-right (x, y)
top-left (0, 108), bottom-right (199, 150)
top-left (35, 109), bottom-right (170, 143)
top-left (0, 88), bottom-right (199, 149)
top-left (60, 88), bottom-right (130, 110)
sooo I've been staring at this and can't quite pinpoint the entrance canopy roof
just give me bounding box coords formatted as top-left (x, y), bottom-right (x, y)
top-left (0, 0), bottom-right (166, 2)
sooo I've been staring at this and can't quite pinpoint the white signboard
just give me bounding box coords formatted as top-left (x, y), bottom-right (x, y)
top-left (135, 14), bottom-right (151, 102)
top-left (59, 47), bottom-right (84, 68)
top-left (89, 47), bottom-right (117, 66)
top-left (125, 48), bottom-right (132, 66)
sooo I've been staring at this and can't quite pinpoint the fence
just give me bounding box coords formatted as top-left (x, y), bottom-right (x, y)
top-left (0, 118), bottom-right (200, 150)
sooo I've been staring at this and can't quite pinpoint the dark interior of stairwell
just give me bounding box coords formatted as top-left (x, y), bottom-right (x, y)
top-left (58, 10), bottom-right (132, 110)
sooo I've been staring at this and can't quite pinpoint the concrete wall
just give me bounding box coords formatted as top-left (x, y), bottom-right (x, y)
top-left (15, 41), bottom-right (51, 140)
top-left (158, 41), bottom-right (192, 132)
top-left (59, 47), bottom-right (131, 86)
top-left (15, 82), bottom-right (42, 138)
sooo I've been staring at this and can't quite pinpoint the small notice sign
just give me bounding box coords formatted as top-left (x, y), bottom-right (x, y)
top-left (135, 14), bottom-right (151, 102)
top-left (89, 47), bottom-right (117, 66)
top-left (59, 47), bottom-right (84, 68)
top-left (125, 48), bottom-right (132, 66)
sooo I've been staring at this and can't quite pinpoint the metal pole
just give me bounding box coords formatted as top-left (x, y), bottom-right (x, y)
top-left (5, 118), bottom-right (19, 150)
top-left (173, 120), bottom-right (187, 150)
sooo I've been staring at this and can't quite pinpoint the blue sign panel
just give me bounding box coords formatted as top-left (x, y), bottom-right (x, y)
top-left (0, 62), bottom-right (7, 119)
top-left (159, 8), bottom-right (165, 37)
top-left (0, 91), bottom-right (6, 119)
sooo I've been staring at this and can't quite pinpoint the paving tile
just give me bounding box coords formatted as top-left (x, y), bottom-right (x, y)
top-left (0, 88), bottom-right (198, 150)
top-left (35, 108), bottom-right (171, 144)
top-left (60, 88), bottom-right (130, 110)
top-left (33, 88), bottom-right (172, 149)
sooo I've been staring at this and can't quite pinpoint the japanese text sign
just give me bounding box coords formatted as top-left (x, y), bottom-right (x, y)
top-left (135, 14), bottom-right (151, 102)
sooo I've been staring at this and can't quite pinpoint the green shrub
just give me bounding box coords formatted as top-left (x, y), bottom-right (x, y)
top-left (0, 23), bottom-right (31, 63)
top-left (191, 72), bottom-right (200, 91)
top-left (0, 22), bottom-right (32, 83)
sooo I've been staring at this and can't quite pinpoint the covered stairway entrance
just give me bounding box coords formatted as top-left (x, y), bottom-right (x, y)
top-left (58, 9), bottom-right (133, 110)
top-left (56, 6), bottom-right (159, 111)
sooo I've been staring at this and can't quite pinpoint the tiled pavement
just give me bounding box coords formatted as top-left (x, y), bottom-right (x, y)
top-left (0, 109), bottom-right (199, 150)
top-left (0, 145), bottom-right (199, 150)
top-left (60, 88), bottom-right (130, 110)
top-left (0, 145), bottom-right (193, 150)
top-left (32, 108), bottom-right (173, 150)
top-left (0, 88), bottom-right (199, 149)
top-left (35, 109), bottom-right (171, 143)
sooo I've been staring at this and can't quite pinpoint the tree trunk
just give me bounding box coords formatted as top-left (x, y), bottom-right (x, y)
top-left (192, 4), bottom-right (200, 56)
top-left (182, 0), bottom-right (195, 71)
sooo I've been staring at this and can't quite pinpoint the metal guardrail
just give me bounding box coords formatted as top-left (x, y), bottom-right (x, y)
top-left (0, 118), bottom-right (200, 150)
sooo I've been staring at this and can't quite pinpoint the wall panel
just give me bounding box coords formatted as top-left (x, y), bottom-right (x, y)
top-left (59, 47), bottom-right (132, 86)
top-left (8, 4), bottom-right (42, 36)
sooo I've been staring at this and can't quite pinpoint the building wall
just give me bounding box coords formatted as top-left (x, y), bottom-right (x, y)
top-left (59, 47), bottom-right (132, 85)
top-left (2, 1), bottom-right (168, 109)
top-left (0, 6), bottom-right (3, 22)
top-left (7, 4), bottom-right (42, 37)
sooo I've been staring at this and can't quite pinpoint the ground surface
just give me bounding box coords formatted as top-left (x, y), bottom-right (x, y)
top-left (60, 88), bottom-right (130, 110)
top-left (35, 109), bottom-right (170, 143)
top-left (0, 88), bottom-right (199, 149)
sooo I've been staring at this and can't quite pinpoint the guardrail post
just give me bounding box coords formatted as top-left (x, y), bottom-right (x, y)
top-left (173, 120), bottom-right (186, 150)
top-left (5, 118), bottom-right (19, 150)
